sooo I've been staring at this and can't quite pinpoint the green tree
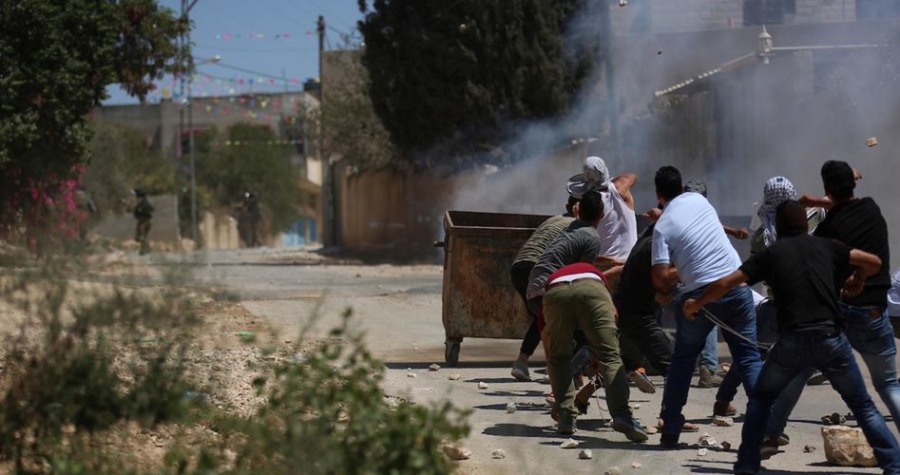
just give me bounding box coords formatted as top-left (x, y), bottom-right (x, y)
top-left (196, 123), bottom-right (303, 234)
top-left (304, 50), bottom-right (399, 171)
top-left (357, 0), bottom-right (594, 166)
top-left (0, 0), bottom-right (186, 242)
top-left (83, 121), bottom-right (176, 222)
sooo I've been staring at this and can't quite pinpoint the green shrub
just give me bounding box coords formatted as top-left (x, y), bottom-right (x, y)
top-left (0, 260), bottom-right (200, 473)
top-left (170, 310), bottom-right (470, 475)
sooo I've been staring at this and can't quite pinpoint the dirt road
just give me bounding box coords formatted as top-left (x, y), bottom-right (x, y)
top-left (182, 247), bottom-right (886, 475)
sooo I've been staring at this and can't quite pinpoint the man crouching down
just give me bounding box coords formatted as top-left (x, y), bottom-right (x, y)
top-left (544, 259), bottom-right (648, 442)
top-left (683, 200), bottom-right (900, 475)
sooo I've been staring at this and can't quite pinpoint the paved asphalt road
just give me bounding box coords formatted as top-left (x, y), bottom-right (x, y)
top-left (177, 248), bottom-right (890, 475)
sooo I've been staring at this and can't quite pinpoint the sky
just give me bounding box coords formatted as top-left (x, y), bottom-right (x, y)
top-left (103, 0), bottom-right (365, 105)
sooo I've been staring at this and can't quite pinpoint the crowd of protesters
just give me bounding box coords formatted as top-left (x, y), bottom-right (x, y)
top-left (509, 156), bottom-right (900, 474)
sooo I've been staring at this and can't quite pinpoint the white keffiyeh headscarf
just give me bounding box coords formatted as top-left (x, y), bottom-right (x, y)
top-left (756, 176), bottom-right (798, 247)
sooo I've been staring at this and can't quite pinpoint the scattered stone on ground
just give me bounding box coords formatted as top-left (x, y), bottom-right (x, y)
top-left (477, 381), bottom-right (489, 390)
top-left (429, 364), bottom-right (441, 371)
top-left (631, 461), bottom-right (642, 468)
top-left (560, 439), bottom-right (579, 449)
top-left (578, 449), bottom-right (593, 460)
top-left (697, 448), bottom-right (709, 456)
top-left (646, 425), bottom-right (658, 434)
top-left (448, 373), bottom-right (461, 381)
top-left (492, 449), bottom-right (506, 459)
top-left (720, 441), bottom-right (732, 451)
top-left (804, 445), bottom-right (817, 453)
top-left (698, 433), bottom-right (718, 448)
top-left (822, 412), bottom-right (847, 425)
top-left (604, 467), bottom-right (622, 475)
top-left (406, 371), bottom-right (417, 378)
top-left (822, 425), bottom-right (877, 467)
top-left (506, 402), bottom-right (517, 414)
top-left (712, 416), bottom-right (734, 427)
top-left (443, 445), bottom-right (472, 461)
top-left (867, 137), bottom-right (879, 147)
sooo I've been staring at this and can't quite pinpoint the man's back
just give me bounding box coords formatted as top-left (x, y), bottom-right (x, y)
top-left (514, 215), bottom-right (575, 266)
top-left (652, 192), bottom-right (741, 292)
top-left (615, 226), bottom-right (655, 315)
top-left (597, 186), bottom-right (638, 260)
top-left (526, 221), bottom-right (601, 300)
top-left (742, 234), bottom-right (848, 333)
top-left (814, 197), bottom-right (890, 307)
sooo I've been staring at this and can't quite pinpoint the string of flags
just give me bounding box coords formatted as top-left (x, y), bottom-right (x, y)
top-left (157, 74), bottom-right (315, 100)
top-left (213, 31), bottom-right (315, 40)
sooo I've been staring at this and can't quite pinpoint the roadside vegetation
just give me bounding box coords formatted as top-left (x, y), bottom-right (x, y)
top-left (0, 249), bottom-right (469, 474)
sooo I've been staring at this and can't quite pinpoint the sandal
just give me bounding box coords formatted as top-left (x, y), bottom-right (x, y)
top-left (656, 419), bottom-right (700, 432)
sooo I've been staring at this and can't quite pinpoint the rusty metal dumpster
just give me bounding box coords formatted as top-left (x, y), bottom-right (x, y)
top-left (438, 210), bottom-right (552, 366)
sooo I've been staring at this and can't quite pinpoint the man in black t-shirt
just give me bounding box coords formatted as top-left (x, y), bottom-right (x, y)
top-left (682, 200), bottom-right (900, 475)
top-left (765, 160), bottom-right (900, 447)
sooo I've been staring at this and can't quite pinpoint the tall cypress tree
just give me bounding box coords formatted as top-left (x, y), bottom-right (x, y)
top-left (357, 0), bottom-right (593, 167)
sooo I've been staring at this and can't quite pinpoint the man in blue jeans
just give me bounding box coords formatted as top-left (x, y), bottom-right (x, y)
top-left (763, 160), bottom-right (900, 452)
top-left (683, 200), bottom-right (900, 475)
top-left (650, 166), bottom-right (763, 448)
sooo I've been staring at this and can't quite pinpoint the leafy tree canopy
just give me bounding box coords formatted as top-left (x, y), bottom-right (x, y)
top-left (195, 123), bottom-right (303, 234)
top-left (357, 0), bottom-right (594, 167)
top-left (0, 0), bottom-right (186, 239)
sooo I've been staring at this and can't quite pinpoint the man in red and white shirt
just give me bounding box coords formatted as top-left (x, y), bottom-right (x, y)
top-left (543, 260), bottom-right (648, 442)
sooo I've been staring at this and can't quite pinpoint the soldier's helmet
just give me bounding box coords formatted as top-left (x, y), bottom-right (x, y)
top-left (134, 187), bottom-right (147, 197)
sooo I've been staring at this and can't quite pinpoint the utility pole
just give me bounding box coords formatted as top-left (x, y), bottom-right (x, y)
top-left (601, 0), bottom-right (622, 166)
top-left (178, 0), bottom-right (187, 232)
top-left (318, 15), bottom-right (337, 247)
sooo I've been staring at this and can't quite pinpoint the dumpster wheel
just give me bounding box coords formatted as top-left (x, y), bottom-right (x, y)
top-left (444, 338), bottom-right (462, 366)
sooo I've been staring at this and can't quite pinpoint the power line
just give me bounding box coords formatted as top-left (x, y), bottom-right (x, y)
top-left (208, 62), bottom-right (286, 80)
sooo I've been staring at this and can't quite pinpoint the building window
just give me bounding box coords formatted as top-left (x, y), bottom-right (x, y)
top-left (743, 0), bottom-right (786, 26)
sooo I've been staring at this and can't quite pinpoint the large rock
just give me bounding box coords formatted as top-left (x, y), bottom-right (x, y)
top-left (821, 425), bottom-right (877, 467)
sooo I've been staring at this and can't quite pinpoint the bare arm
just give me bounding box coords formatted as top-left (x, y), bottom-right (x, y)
top-left (723, 225), bottom-right (749, 240)
top-left (799, 194), bottom-right (833, 210)
top-left (850, 249), bottom-right (881, 278)
top-left (595, 255), bottom-right (626, 268)
top-left (682, 270), bottom-right (749, 319)
top-left (842, 249), bottom-right (881, 297)
top-left (652, 263), bottom-right (680, 303)
top-left (613, 173), bottom-right (637, 209)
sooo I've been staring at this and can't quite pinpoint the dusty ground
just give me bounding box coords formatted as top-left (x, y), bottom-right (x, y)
top-left (0, 245), bottom-right (892, 474)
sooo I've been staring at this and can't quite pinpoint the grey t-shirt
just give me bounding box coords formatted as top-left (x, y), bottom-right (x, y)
top-left (513, 214), bottom-right (576, 266)
top-left (526, 220), bottom-right (602, 300)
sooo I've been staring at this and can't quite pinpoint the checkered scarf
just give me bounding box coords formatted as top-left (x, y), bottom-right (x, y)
top-left (756, 176), bottom-right (797, 246)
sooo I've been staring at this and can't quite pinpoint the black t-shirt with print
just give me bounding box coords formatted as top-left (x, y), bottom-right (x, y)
top-left (813, 197), bottom-right (890, 308)
top-left (740, 233), bottom-right (850, 333)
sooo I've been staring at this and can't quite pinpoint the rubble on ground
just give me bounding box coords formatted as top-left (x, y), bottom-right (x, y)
top-left (822, 426), bottom-right (877, 467)
top-left (560, 439), bottom-right (579, 449)
top-left (442, 444), bottom-right (472, 460)
top-left (578, 449), bottom-right (593, 459)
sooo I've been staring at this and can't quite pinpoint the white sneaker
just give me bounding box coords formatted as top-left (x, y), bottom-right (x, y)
top-left (511, 361), bottom-right (531, 381)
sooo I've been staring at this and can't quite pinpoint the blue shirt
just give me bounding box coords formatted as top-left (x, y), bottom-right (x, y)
top-left (652, 192), bottom-right (742, 292)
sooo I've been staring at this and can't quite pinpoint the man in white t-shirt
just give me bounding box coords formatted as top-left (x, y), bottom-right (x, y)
top-left (650, 165), bottom-right (764, 448)
top-left (566, 156), bottom-right (638, 288)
